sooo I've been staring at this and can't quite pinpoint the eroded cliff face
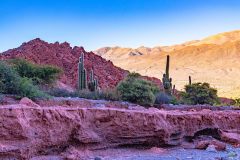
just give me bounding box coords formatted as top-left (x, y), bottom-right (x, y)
top-left (0, 98), bottom-right (239, 159)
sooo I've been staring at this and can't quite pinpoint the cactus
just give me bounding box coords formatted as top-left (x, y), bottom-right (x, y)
top-left (94, 79), bottom-right (98, 91)
top-left (88, 69), bottom-right (98, 92)
top-left (189, 76), bottom-right (192, 85)
top-left (162, 55), bottom-right (172, 95)
top-left (78, 53), bottom-right (87, 90)
top-left (172, 84), bottom-right (175, 95)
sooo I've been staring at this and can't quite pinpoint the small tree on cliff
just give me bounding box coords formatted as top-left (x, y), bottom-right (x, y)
top-left (117, 73), bottom-right (159, 106)
top-left (181, 82), bottom-right (219, 105)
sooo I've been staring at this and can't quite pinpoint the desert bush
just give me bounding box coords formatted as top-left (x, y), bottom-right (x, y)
top-left (155, 92), bottom-right (173, 104)
top-left (98, 89), bottom-right (121, 101)
top-left (0, 61), bottom-right (21, 94)
top-left (181, 82), bottom-right (219, 105)
top-left (48, 88), bottom-right (78, 97)
top-left (8, 58), bottom-right (62, 85)
top-left (117, 75), bottom-right (159, 106)
top-left (155, 92), bottom-right (179, 105)
top-left (78, 89), bottom-right (121, 101)
top-left (78, 90), bottom-right (102, 100)
top-left (18, 77), bottom-right (49, 99)
top-left (127, 72), bottom-right (141, 78)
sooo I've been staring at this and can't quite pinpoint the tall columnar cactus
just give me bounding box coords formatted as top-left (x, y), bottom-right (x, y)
top-left (189, 76), bottom-right (192, 85)
top-left (78, 53), bottom-right (87, 90)
top-left (88, 69), bottom-right (98, 92)
top-left (162, 55), bottom-right (172, 95)
top-left (172, 84), bottom-right (175, 95)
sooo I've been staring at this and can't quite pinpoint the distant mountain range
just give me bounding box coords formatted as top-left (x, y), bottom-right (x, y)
top-left (95, 30), bottom-right (240, 98)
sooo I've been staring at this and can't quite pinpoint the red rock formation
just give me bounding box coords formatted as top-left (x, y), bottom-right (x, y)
top-left (195, 139), bottom-right (226, 151)
top-left (0, 98), bottom-right (239, 159)
top-left (0, 38), bottom-right (129, 89)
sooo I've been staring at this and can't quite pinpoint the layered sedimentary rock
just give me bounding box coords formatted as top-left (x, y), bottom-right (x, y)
top-left (0, 98), bottom-right (239, 159)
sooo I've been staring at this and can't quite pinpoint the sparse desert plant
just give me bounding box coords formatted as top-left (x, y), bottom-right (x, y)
top-left (77, 89), bottom-right (121, 101)
top-left (181, 82), bottom-right (219, 105)
top-left (117, 74), bottom-right (159, 106)
top-left (47, 88), bottom-right (78, 97)
top-left (78, 90), bottom-right (100, 99)
top-left (99, 89), bottom-right (121, 101)
top-left (8, 58), bottom-right (62, 85)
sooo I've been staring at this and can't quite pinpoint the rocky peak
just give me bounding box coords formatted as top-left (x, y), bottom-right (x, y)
top-left (0, 39), bottom-right (129, 89)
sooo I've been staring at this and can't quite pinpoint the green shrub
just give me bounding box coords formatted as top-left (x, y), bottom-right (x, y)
top-left (48, 88), bottom-right (78, 97)
top-left (8, 59), bottom-right (62, 85)
top-left (117, 75), bottom-right (159, 106)
top-left (0, 61), bottom-right (21, 94)
top-left (127, 72), bottom-right (141, 78)
top-left (181, 82), bottom-right (219, 105)
top-left (155, 92), bottom-right (173, 104)
top-left (154, 92), bottom-right (179, 105)
top-left (0, 61), bottom-right (48, 100)
top-left (170, 97), bottom-right (179, 105)
top-left (18, 77), bottom-right (49, 99)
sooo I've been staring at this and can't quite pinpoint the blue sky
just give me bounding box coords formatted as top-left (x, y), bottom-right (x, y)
top-left (1, 0), bottom-right (240, 52)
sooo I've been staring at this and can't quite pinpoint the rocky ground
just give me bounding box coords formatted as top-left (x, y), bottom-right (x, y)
top-left (0, 97), bottom-right (240, 160)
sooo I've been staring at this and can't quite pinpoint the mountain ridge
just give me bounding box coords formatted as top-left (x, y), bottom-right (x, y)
top-left (95, 30), bottom-right (240, 98)
top-left (0, 38), bottom-right (162, 90)
top-left (0, 38), bottom-right (128, 89)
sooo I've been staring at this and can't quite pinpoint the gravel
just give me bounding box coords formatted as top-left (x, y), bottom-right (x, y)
top-left (93, 145), bottom-right (240, 160)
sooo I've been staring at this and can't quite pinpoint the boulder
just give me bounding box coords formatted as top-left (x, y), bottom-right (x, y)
top-left (219, 130), bottom-right (240, 145)
top-left (19, 97), bottom-right (40, 108)
top-left (195, 140), bottom-right (226, 151)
